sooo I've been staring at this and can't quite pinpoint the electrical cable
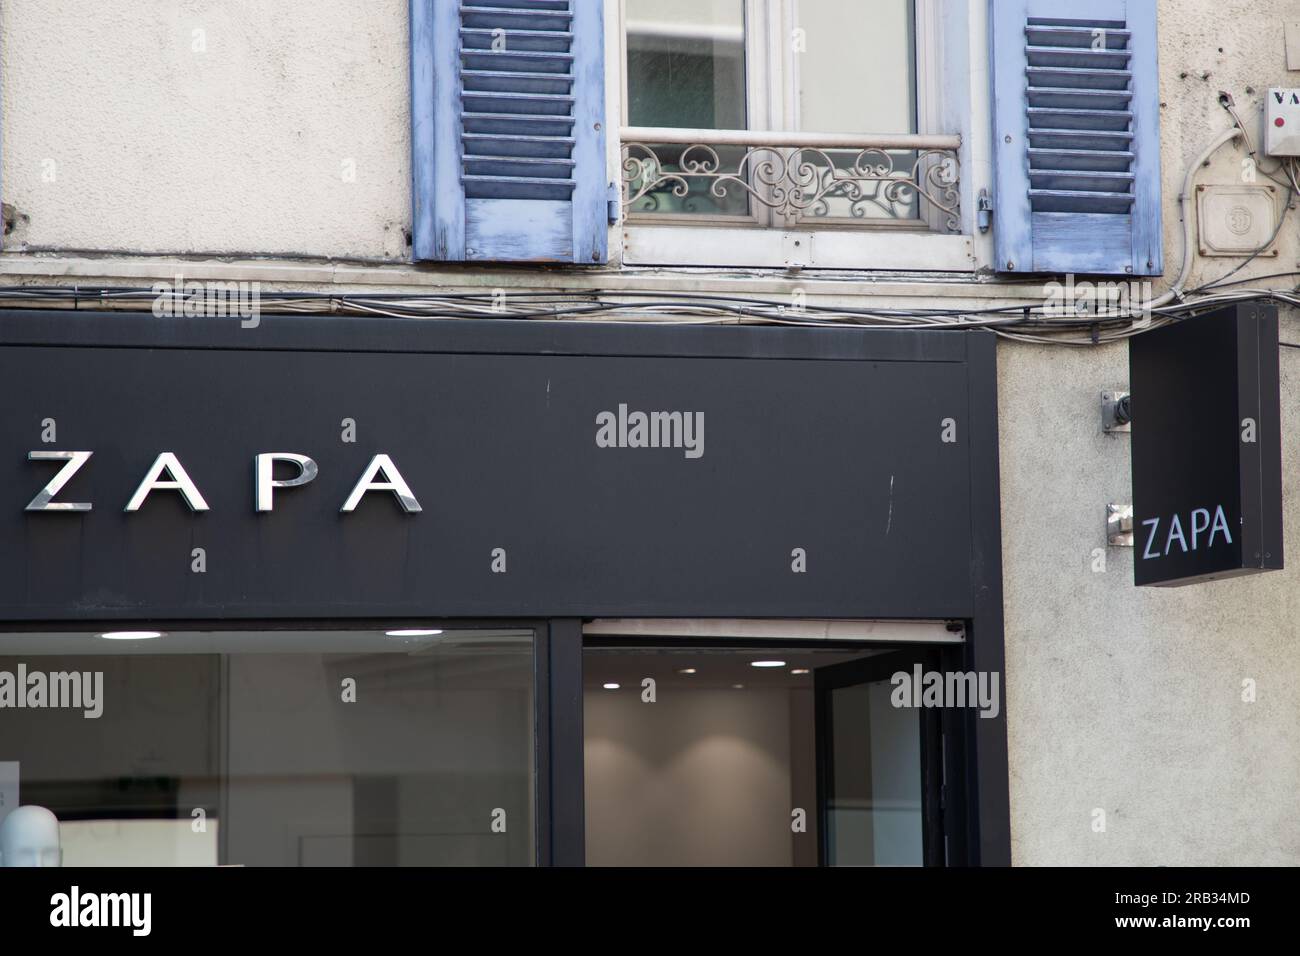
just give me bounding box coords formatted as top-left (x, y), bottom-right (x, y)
top-left (0, 281), bottom-right (1296, 343)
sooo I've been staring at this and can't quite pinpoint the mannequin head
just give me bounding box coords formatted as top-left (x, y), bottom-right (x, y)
top-left (0, 806), bottom-right (62, 867)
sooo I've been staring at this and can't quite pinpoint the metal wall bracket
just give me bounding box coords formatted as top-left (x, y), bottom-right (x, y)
top-left (607, 183), bottom-right (622, 225)
top-left (1107, 503), bottom-right (1134, 547)
top-left (782, 233), bottom-right (813, 271)
top-left (1102, 390), bottom-right (1131, 433)
top-left (977, 189), bottom-right (993, 233)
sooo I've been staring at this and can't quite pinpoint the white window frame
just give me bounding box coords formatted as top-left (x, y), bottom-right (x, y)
top-left (611, 0), bottom-right (990, 272)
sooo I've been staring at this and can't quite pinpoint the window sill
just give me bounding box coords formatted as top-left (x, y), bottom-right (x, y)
top-left (622, 223), bottom-right (976, 272)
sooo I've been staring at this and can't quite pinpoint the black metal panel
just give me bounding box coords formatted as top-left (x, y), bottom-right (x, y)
top-left (0, 314), bottom-right (989, 621)
top-left (1129, 304), bottom-right (1284, 587)
top-left (544, 619), bottom-right (584, 867)
top-left (961, 332), bottom-right (1009, 866)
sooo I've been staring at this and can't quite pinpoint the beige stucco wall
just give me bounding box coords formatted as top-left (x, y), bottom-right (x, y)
top-left (1, 0), bottom-right (1298, 864)
top-left (1155, 0), bottom-right (1300, 289)
top-left (999, 339), bottom-right (1300, 866)
top-left (0, 0), bottom-right (411, 259)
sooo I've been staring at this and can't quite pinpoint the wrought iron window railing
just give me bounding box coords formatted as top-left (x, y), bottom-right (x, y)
top-left (621, 127), bottom-right (962, 232)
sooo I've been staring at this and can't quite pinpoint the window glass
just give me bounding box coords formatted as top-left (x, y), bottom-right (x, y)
top-left (794, 0), bottom-right (920, 221)
top-left (0, 629), bottom-right (535, 866)
top-left (795, 0), bottom-right (917, 135)
top-left (625, 0), bottom-right (750, 215)
top-left (826, 679), bottom-right (923, 865)
top-left (626, 0), bottom-right (747, 130)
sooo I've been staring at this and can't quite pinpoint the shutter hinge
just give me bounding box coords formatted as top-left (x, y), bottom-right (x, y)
top-left (607, 182), bottom-right (622, 225)
top-left (977, 189), bottom-right (993, 233)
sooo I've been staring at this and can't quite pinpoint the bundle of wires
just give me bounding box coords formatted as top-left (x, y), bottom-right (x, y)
top-left (3, 272), bottom-right (1298, 348)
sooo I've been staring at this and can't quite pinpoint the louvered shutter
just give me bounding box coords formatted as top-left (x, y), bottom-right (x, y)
top-left (991, 0), bottom-right (1162, 276)
top-left (411, 0), bottom-right (608, 263)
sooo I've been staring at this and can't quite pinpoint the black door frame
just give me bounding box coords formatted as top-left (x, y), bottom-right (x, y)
top-left (814, 647), bottom-right (945, 867)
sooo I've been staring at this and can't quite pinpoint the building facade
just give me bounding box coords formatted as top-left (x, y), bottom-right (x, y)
top-left (0, 0), bottom-right (1297, 866)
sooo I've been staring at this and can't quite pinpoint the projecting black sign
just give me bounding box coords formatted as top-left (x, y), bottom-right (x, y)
top-left (0, 313), bottom-right (997, 621)
top-left (1129, 304), bottom-right (1283, 587)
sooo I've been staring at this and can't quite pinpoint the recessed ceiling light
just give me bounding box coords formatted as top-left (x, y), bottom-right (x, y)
top-left (791, 668), bottom-right (811, 675)
top-left (385, 629), bottom-right (444, 638)
top-left (677, 667), bottom-right (697, 675)
top-left (751, 660), bottom-right (786, 668)
top-left (603, 683), bottom-right (620, 690)
top-left (98, 631), bottom-right (164, 641)
top-left (732, 683), bottom-right (745, 689)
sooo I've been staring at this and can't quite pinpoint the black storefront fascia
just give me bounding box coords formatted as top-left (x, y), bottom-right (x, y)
top-left (0, 310), bottom-right (1009, 866)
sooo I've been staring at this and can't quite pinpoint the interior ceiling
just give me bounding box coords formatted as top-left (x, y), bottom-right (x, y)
top-left (584, 646), bottom-right (890, 690)
top-left (0, 629), bottom-right (532, 656)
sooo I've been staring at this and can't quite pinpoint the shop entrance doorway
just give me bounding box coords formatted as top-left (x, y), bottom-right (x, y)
top-left (581, 620), bottom-right (958, 866)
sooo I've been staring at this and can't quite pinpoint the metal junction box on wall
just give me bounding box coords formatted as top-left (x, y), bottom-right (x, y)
top-left (1196, 185), bottom-right (1281, 257)
top-left (1265, 88), bottom-right (1300, 156)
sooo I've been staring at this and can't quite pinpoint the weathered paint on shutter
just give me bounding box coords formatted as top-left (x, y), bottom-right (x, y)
top-left (992, 0), bottom-right (1162, 276)
top-left (412, 0), bottom-right (608, 264)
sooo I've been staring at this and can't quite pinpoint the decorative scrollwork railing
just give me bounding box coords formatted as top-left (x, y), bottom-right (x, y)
top-left (621, 127), bottom-right (961, 232)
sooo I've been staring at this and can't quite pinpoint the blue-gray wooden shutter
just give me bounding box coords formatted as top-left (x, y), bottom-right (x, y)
top-left (411, 0), bottom-right (608, 264)
top-left (991, 0), bottom-right (1162, 276)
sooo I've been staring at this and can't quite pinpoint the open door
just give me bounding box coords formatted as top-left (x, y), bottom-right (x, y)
top-left (815, 649), bottom-right (945, 866)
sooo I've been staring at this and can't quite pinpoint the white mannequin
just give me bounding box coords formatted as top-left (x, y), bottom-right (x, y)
top-left (0, 805), bottom-right (62, 867)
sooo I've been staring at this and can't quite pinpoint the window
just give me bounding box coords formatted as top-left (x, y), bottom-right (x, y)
top-left (0, 627), bottom-right (536, 866)
top-left (618, 0), bottom-right (973, 269)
